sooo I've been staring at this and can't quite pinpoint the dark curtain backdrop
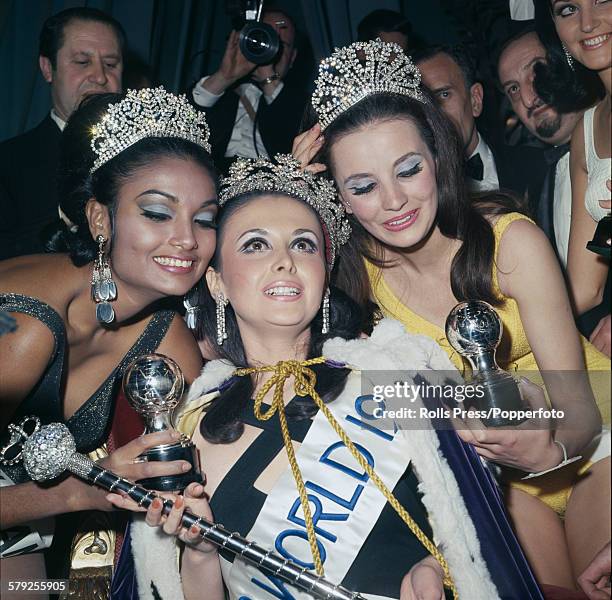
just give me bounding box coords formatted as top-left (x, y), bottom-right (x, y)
top-left (0, 0), bottom-right (458, 142)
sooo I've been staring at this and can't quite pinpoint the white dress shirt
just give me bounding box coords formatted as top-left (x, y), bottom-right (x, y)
top-left (192, 76), bottom-right (284, 159)
top-left (553, 152), bottom-right (572, 267)
top-left (467, 132), bottom-right (500, 192)
top-left (50, 109), bottom-right (66, 132)
top-left (509, 0), bottom-right (535, 21)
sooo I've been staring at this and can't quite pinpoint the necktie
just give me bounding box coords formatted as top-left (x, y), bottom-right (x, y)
top-left (466, 153), bottom-right (484, 181)
top-left (543, 143), bottom-right (570, 166)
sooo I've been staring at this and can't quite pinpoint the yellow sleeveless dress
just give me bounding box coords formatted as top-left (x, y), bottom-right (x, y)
top-left (365, 212), bottom-right (611, 514)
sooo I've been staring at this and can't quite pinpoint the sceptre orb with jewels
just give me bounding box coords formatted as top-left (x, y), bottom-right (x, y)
top-left (122, 353), bottom-right (202, 491)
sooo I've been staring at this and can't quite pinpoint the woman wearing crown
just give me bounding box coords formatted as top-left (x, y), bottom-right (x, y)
top-left (291, 40), bottom-right (610, 591)
top-left (0, 88), bottom-right (218, 595)
top-left (108, 153), bottom-right (543, 599)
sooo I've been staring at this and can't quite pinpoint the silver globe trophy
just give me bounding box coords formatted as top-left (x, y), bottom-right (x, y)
top-left (122, 353), bottom-right (202, 491)
top-left (446, 300), bottom-right (526, 427)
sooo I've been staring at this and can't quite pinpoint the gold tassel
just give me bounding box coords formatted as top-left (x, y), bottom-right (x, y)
top-left (235, 358), bottom-right (458, 598)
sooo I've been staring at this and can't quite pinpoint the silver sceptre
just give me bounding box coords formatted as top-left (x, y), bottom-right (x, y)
top-left (22, 423), bottom-right (366, 600)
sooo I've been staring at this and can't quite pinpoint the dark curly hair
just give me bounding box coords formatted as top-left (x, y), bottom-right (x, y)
top-left (193, 192), bottom-right (369, 444)
top-left (46, 93), bottom-right (218, 266)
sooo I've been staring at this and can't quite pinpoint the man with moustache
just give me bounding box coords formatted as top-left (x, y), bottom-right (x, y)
top-left (415, 44), bottom-right (543, 197)
top-left (498, 26), bottom-right (609, 352)
top-left (0, 7), bottom-right (125, 260)
top-left (497, 27), bottom-right (583, 259)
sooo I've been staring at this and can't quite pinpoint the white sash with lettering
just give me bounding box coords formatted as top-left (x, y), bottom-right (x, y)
top-left (224, 368), bottom-right (406, 600)
top-left (144, 319), bottom-right (499, 599)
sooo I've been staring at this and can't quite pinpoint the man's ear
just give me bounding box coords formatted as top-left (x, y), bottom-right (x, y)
top-left (85, 199), bottom-right (112, 244)
top-left (470, 82), bottom-right (484, 119)
top-left (39, 56), bottom-right (53, 84)
top-left (205, 267), bottom-right (226, 300)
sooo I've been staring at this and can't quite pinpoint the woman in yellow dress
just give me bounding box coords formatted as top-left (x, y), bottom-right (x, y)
top-left (293, 39), bottom-right (610, 591)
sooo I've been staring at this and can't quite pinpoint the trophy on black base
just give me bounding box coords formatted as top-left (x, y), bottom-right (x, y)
top-left (122, 353), bottom-right (202, 491)
top-left (586, 213), bottom-right (611, 259)
top-left (446, 300), bottom-right (527, 427)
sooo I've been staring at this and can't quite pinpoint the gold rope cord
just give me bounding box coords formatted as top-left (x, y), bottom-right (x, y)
top-left (234, 358), bottom-right (458, 599)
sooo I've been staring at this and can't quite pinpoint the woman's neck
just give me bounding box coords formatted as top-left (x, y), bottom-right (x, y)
top-left (67, 262), bottom-right (162, 340)
top-left (599, 67), bottom-right (611, 99)
top-left (239, 326), bottom-right (313, 404)
top-left (384, 225), bottom-right (458, 276)
top-left (241, 326), bottom-right (311, 368)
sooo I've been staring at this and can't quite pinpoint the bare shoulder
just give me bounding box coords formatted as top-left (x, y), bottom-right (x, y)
top-left (496, 217), bottom-right (552, 271)
top-left (495, 216), bottom-right (561, 298)
top-left (0, 307), bottom-right (58, 424)
top-left (0, 254), bottom-right (84, 316)
top-left (156, 315), bottom-right (203, 383)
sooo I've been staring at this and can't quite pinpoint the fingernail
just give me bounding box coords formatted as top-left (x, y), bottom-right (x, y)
top-left (182, 462), bottom-right (191, 472)
top-left (190, 525), bottom-right (199, 535)
top-left (175, 496), bottom-right (183, 508)
top-left (193, 484), bottom-right (203, 495)
top-left (152, 498), bottom-right (162, 510)
top-left (105, 494), bottom-right (115, 503)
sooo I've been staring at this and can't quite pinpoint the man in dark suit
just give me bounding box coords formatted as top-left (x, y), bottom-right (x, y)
top-left (497, 27), bottom-right (583, 250)
top-left (497, 26), bottom-right (609, 348)
top-left (0, 7), bottom-right (124, 260)
top-left (192, 8), bottom-right (308, 174)
top-left (415, 44), bottom-right (545, 199)
top-left (356, 9), bottom-right (423, 54)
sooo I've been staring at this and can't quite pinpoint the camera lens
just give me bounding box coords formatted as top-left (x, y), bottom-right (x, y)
top-left (239, 22), bottom-right (280, 64)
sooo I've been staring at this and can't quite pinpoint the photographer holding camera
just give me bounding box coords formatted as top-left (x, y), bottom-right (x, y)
top-left (192, 7), bottom-right (307, 173)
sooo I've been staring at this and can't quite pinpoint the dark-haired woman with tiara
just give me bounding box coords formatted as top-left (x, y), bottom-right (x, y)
top-left (292, 40), bottom-right (610, 592)
top-left (0, 88), bottom-right (218, 596)
top-left (534, 0), bottom-right (611, 360)
top-left (109, 154), bottom-right (543, 599)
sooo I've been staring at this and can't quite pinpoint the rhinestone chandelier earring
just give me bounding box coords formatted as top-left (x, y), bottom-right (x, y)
top-left (562, 43), bottom-right (575, 71)
top-left (321, 288), bottom-right (330, 334)
top-left (216, 293), bottom-right (229, 345)
top-left (91, 235), bottom-right (117, 323)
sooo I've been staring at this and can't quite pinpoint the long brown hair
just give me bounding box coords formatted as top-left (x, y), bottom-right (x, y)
top-left (307, 91), bottom-right (524, 308)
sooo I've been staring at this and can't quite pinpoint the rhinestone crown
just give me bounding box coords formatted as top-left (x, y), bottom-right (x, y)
top-left (90, 86), bottom-right (211, 173)
top-left (312, 39), bottom-right (425, 131)
top-left (219, 154), bottom-right (350, 266)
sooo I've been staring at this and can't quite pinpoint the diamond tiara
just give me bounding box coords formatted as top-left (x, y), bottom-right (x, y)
top-left (219, 154), bottom-right (351, 266)
top-left (90, 86), bottom-right (211, 173)
top-left (312, 39), bottom-right (425, 131)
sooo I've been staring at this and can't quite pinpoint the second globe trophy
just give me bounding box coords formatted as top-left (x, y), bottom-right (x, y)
top-left (446, 300), bottom-right (527, 427)
top-left (123, 353), bottom-right (202, 491)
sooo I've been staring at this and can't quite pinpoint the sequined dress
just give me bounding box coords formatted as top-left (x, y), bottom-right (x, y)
top-left (0, 293), bottom-right (174, 587)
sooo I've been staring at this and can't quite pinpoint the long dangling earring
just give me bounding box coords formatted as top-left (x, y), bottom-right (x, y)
top-left (183, 296), bottom-right (197, 330)
top-left (321, 288), bottom-right (330, 334)
top-left (91, 235), bottom-right (117, 323)
top-left (216, 293), bottom-right (229, 345)
top-left (562, 43), bottom-right (575, 71)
